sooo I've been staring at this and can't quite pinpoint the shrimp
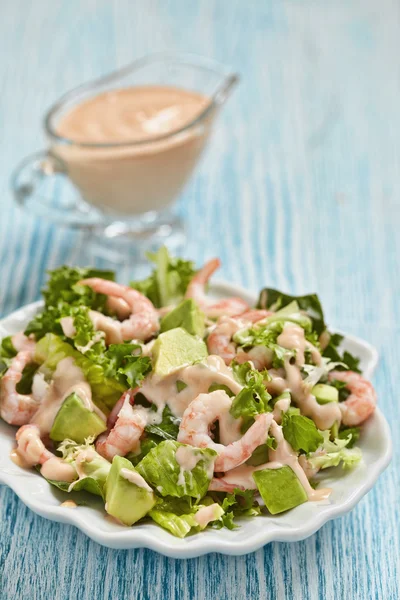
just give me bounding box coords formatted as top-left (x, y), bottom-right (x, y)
top-left (234, 309), bottom-right (273, 323)
top-left (328, 370), bottom-right (377, 426)
top-left (185, 258), bottom-right (249, 318)
top-left (0, 351), bottom-right (40, 426)
top-left (207, 317), bottom-right (240, 365)
top-left (106, 296), bottom-right (131, 320)
top-left (235, 346), bottom-right (273, 370)
top-left (96, 389), bottom-right (147, 461)
top-left (79, 278), bottom-right (159, 342)
top-left (208, 466), bottom-right (258, 492)
top-left (177, 390), bottom-right (273, 472)
top-left (207, 313), bottom-right (273, 368)
top-left (15, 424), bottom-right (76, 482)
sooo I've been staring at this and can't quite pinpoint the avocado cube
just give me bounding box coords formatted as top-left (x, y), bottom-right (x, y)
top-left (50, 392), bottom-right (107, 444)
top-left (152, 327), bottom-right (208, 376)
top-left (105, 456), bottom-right (156, 526)
top-left (253, 466), bottom-right (308, 514)
top-left (312, 384), bottom-right (339, 405)
top-left (160, 299), bottom-right (205, 337)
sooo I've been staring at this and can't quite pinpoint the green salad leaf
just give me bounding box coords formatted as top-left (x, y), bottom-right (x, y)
top-left (257, 289), bottom-right (326, 335)
top-left (337, 426), bottom-right (360, 449)
top-left (136, 440), bottom-right (216, 499)
top-left (144, 406), bottom-right (181, 441)
top-left (322, 333), bottom-right (361, 373)
top-left (0, 336), bottom-right (17, 378)
top-left (282, 408), bottom-right (324, 452)
top-left (211, 489), bottom-right (261, 530)
top-left (35, 333), bottom-right (125, 410)
top-left (25, 266), bottom-right (115, 340)
top-left (149, 496), bottom-right (223, 538)
top-left (130, 246), bottom-right (196, 308)
top-left (306, 430), bottom-right (362, 470)
top-left (230, 362), bottom-right (271, 419)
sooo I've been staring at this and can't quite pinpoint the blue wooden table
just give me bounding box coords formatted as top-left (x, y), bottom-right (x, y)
top-left (0, 1), bottom-right (399, 598)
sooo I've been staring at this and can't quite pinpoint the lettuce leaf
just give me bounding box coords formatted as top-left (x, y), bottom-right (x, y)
top-left (25, 266), bottom-right (115, 340)
top-left (136, 440), bottom-right (216, 499)
top-left (44, 439), bottom-right (113, 499)
top-left (126, 436), bottom-right (159, 466)
top-left (144, 406), bottom-right (181, 441)
top-left (130, 246), bottom-right (196, 308)
top-left (149, 496), bottom-right (223, 538)
top-left (257, 288), bottom-right (326, 335)
top-left (282, 408), bottom-right (324, 452)
top-left (322, 333), bottom-right (361, 374)
top-left (35, 333), bottom-right (125, 409)
top-left (337, 427), bottom-right (360, 449)
top-left (211, 489), bottom-right (261, 530)
top-left (0, 336), bottom-right (17, 378)
top-left (307, 430), bottom-right (362, 470)
top-left (230, 362), bottom-right (271, 419)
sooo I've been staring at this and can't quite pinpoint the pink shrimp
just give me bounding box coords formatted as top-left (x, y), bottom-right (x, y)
top-left (0, 351), bottom-right (40, 426)
top-left (328, 370), bottom-right (377, 426)
top-left (234, 309), bottom-right (273, 323)
top-left (185, 258), bottom-right (249, 318)
top-left (207, 312), bottom-right (273, 368)
top-left (208, 466), bottom-right (258, 492)
top-left (207, 317), bottom-right (239, 365)
top-left (96, 389), bottom-right (147, 461)
top-left (106, 296), bottom-right (131, 320)
top-left (15, 424), bottom-right (76, 481)
top-left (177, 390), bottom-right (273, 472)
top-left (79, 278), bottom-right (159, 342)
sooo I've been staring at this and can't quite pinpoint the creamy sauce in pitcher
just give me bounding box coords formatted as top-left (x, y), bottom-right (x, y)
top-left (57, 86), bottom-right (209, 144)
top-left (54, 86), bottom-right (212, 215)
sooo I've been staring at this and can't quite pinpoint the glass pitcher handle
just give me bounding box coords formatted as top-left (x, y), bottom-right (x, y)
top-left (10, 150), bottom-right (101, 228)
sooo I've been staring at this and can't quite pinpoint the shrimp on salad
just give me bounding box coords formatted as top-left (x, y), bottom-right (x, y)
top-left (16, 424), bottom-right (76, 482)
top-left (79, 278), bottom-right (159, 343)
top-left (96, 389), bottom-right (148, 461)
top-left (177, 390), bottom-right (274, 472)
top-left (328, 370), bottom-right (377, 426)
top-left (185, 258), bottom-right (249, 318)
top-left (0, 351), bottom-right (40, 426)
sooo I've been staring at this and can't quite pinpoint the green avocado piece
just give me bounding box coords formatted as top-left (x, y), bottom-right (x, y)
top-left (312, 384), bottom-right (339, 405)
top-left (105, 456), bottom-right (156, 526)
top-left (253, 466), bottom-right (308, 514)
top-left (50, 392), bottom-right (107, 444)
top-left (160, 299), bottom-right (205, 336)
top-left (152, 327), bottom-right (208, 376)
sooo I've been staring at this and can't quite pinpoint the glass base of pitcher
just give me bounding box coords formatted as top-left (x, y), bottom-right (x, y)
top-left (84, 209), bottom-right (186, 270)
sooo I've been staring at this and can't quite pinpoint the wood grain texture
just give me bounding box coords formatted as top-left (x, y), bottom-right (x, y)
top-left (0, 1), bottom-right (399, 598)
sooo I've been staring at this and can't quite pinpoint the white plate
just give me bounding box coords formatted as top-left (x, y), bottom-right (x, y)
top-left (0, 283), bottom-right (392, 558)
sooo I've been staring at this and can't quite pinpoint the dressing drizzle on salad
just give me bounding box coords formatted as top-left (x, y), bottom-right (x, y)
top-left (0, 249), bottom-right (375, 537)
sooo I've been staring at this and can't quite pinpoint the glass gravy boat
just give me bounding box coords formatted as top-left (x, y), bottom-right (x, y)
top-left (11, 53), bottom-right (238, 257)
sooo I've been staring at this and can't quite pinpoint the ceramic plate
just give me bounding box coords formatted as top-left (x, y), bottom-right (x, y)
top-left (0, 283), bottom-right (392, 558)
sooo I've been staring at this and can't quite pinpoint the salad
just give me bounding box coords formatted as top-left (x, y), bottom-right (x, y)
top-left (0, 248), bottom-right (377, 538)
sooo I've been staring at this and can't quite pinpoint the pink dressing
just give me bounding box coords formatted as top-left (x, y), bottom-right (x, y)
top-left (272, 396), bottom-right (291, 424)
top-left (284, 358), bottom-right (341, 430)
top-left (31, 357), bottom-right (106, 435)
top-left (120, 468), bottom-right (153, 492)
top-left (277, 323), bottom-right (322, 367)
top-left (11, 332), bottom-right (36, 353)
top-left (141, 354), bottom-right (243, 417)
